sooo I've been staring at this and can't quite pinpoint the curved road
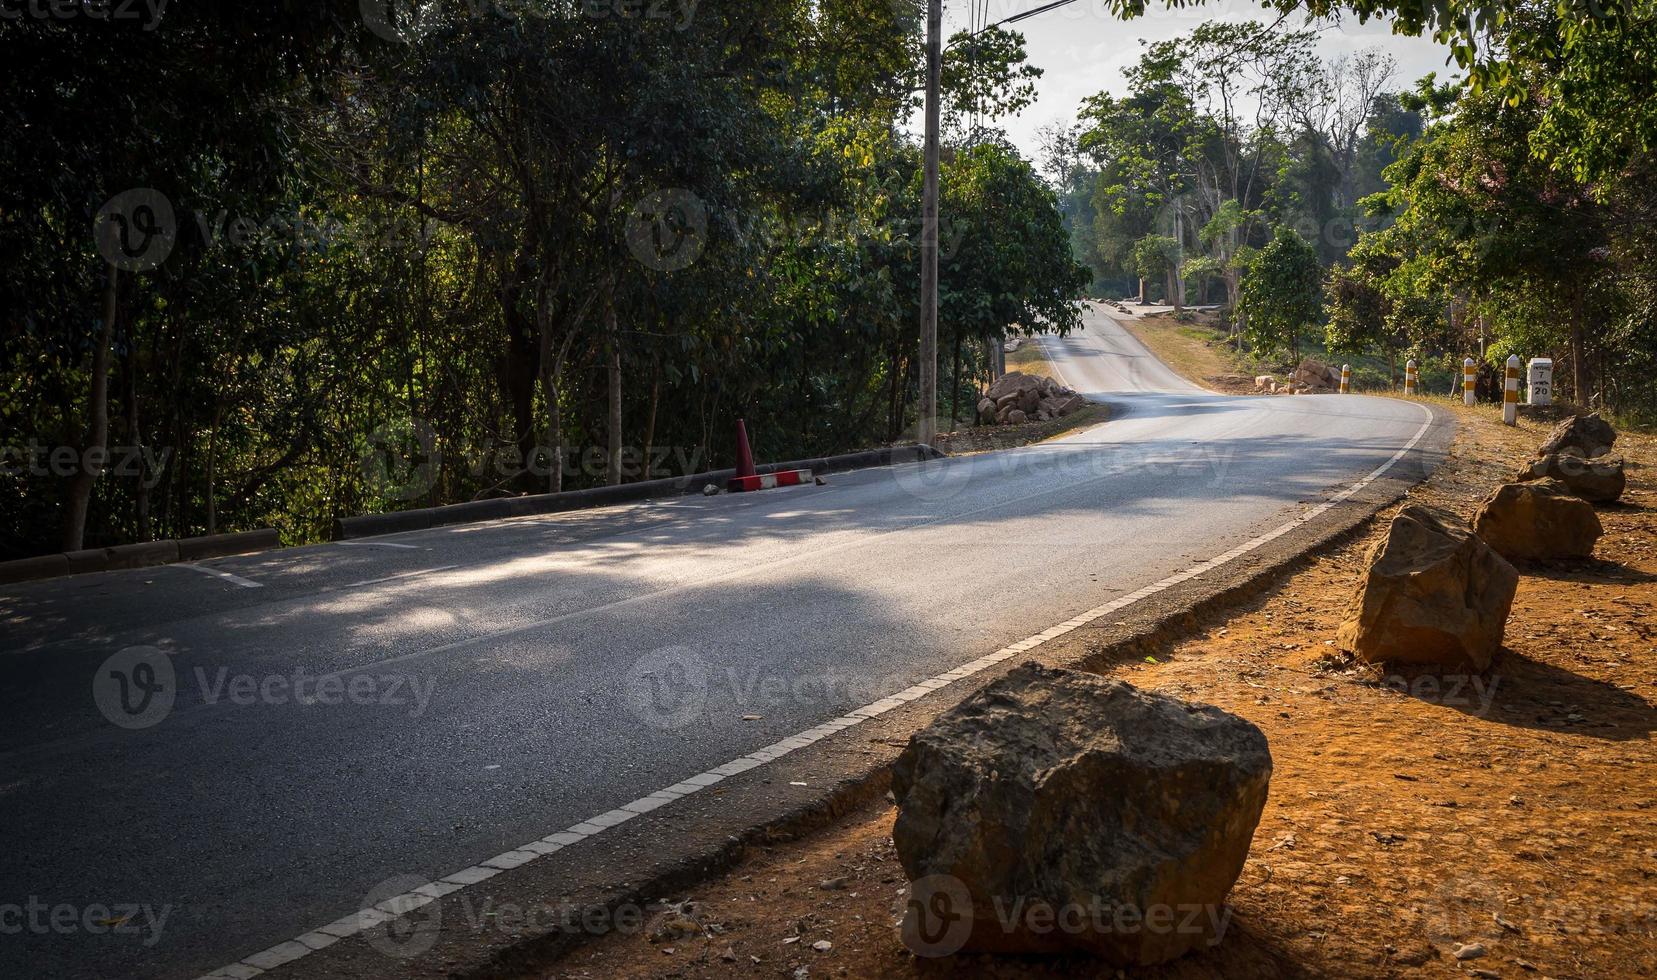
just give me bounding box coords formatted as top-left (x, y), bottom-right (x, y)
top-left (0, 305), bottom-right (1437, 979)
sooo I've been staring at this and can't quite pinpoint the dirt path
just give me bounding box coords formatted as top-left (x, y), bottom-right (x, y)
top-left (539, 404), bottom-right (1655, 980)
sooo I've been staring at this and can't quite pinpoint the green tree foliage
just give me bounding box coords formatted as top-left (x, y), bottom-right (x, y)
top-left (1239, 227), bottom-right (1323, 362)
top-left (0, 2), bottom-right (1084, 559)
top-left (1077, 21), bottom-right (1409, 311)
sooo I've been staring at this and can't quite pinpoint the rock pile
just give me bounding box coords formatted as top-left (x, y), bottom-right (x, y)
top-left (1334, 414), bottom-right (1622, 674)
top-left (892, 664), bottom-right (1271, 965)
top-left (1252, 358), bottom-right (1339, 395)
top-left (1337, 505), bottom-right (1519, 671)
top-left (1519, 413), bottom-right (1624, 504)
top-left (977, 372), bottom-right (1087, 426)
top-left (1297, 359), bottom-right (1341, 390)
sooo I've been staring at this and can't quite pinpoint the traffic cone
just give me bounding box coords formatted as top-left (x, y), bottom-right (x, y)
top-left (735, 419), bottom-right (757, 480)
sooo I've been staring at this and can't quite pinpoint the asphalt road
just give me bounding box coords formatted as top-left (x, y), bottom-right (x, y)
top-left (0, 305), bottom-right (1435, 979)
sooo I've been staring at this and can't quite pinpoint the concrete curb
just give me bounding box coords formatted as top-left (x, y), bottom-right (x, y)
top-left (333, 445), bottom-right (946, 540)
top-left (0, 528), bottom-right (280, 586)
top-left (267, 405), bottom-right (1455, 980)
top-left (0, 447), bottom-right (942, 586)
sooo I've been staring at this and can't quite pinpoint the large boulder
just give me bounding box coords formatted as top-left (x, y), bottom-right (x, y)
top-left (1537, 412), bottom-right (1616, 458)
top-left (977, 397), bottom-right (997, 425)
top-left (1292, 358), bottom-right (1340, 390)
top-left (1052, 393), bottom-right (1087, 416)
top-left (1518, 453), bottom-right (1625, 503)
top-left (1018, 386), bottom-right (1042, 415)
top-left (1337, 506), bottom-right (1518, 671)
top-left (892, 664), bottom-right (1272, 965)
top-left (1473, 479), bottom-right (1603, 561)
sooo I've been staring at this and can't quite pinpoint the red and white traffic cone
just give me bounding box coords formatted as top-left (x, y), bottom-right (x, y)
top-left (727, 419), bottom-right (814, 493)
top-left (735, 418), bottom-right (757, 481)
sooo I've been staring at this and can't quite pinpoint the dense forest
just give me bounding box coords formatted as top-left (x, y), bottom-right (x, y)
top-left (1050, 8), bottom-right (1657, 416)
top-left (0, 2), bottom-right (1085, 558)
top-left (4, 0), bottom-right (1655, 561)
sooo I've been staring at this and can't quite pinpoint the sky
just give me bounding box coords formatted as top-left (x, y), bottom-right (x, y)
top-left (936, 0), bottom-right (1461, 163)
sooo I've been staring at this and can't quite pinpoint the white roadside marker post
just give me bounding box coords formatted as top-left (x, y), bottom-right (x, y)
top-left (1404, 359), bottom-right (1418, 396)
top-left (1463, 357), bottom-right (1477, 407)
top-left (1340, 364), bottom-right (1351, 394)
top-left (1504, 354), bottom-right (1521, 425)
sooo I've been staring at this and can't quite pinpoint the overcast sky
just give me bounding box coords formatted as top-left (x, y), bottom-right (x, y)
top-left (936, 0), bottom-right (1461, 162)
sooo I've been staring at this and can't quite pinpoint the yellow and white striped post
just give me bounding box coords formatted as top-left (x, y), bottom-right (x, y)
top-left (1463, 357), bottom-right (1477, 407)
top-left (1340, 364), bottom-right (1351, 394)
top-left (1503, 354), bottom-right (1521, 425)
top-left (1404, 359), bottom-right (1418, 395)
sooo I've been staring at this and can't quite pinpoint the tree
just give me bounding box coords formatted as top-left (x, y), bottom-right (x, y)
top-left (1239, 227), bottom-right (1324, 363)
top-left (1132, 236), bottom-right (1179, 305)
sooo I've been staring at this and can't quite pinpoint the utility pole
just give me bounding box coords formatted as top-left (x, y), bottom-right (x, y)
top-left (917, 0), bottom-right (1079, 441)
top-left (918, 0), bottom-right (942, 447)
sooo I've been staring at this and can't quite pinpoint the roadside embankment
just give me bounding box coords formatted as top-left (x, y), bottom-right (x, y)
top-left (529, 404), bottom-right (1655, 980)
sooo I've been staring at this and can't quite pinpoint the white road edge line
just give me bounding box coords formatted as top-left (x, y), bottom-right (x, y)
top-left (178, 564), bottom-right (263, 589)
top-left (196, 403), bottom-right (1436, 980)
top-left (334, 540), bottom-right (423, 550)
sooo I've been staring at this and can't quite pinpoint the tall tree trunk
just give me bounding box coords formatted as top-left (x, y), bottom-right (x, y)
top-left (206, 403), bottom-right (221, 536)
top-left (642, 357), bottom-right (660, 480)
top-left (604, 281), bottom-right (623, 486)
top-left (63, 266), bottom-right (119, 552)
top-left (503, 293), bottom-right (538, 488)
top-left (535, 317), bottom-right (572, 495)
top-left (1570, 284), bottom-right (1587, 406)
top-left (126, 350), bottom-right (151, 541)
top-left (950, 332), bottom-right (962, 429)
top-left (1172, 210), bottom-right (1185, 313)
top-left (1138, 277), bottom-right (1146, 305)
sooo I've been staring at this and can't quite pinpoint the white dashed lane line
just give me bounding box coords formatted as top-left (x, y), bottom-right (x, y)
top-left (177, 564), bottom-right (263, 589)
top-left (195, 404), bottom-right (1436, 980)
top-left (333, 565), bottom-right (461, 591)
